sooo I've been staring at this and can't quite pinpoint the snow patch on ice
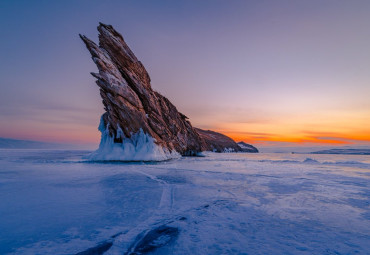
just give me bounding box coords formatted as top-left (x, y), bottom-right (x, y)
top-left (223, 147), bottom-right (235, 153)
top-left (87, 115), bottom-right (180, 161)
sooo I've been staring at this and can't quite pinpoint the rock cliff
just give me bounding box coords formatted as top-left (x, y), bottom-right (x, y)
top-left (80, 23), bottom-right (258, 157)
top-left (80, 23), bottom-right (203, 156)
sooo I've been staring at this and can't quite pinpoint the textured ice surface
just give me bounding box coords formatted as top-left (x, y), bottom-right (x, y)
top-left (0, 149), bottom-right (369, 254)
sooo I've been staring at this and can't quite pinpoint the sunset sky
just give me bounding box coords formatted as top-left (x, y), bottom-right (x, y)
top-left (0, 0), bottom-right (369, 148)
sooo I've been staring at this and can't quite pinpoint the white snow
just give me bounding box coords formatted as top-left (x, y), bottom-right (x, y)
top-left (0, 150), bottom-right (369, 254)
top-left (88, 116), bottom-right (180, 161)
top-left (238, 143), bottom-right (248, 149)
top-left (223, 147), bottom-right (235, 153)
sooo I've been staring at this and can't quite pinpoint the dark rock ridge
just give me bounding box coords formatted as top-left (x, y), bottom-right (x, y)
top-left (237, 141), bottom-right (259, 153)
top-left (80, 23), bottom-right (257, 155)
top-left (196, 128), bottom-right (242, 152)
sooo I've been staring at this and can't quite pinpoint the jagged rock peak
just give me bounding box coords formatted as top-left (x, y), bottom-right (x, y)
top-left (80, 23), bottom-right (203, 155)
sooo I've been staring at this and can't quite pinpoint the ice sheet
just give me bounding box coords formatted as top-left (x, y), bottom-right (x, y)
top-left (0, 150), bottom-right (369, 254)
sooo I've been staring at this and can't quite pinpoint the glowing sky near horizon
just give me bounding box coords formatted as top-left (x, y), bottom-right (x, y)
top-left (0, 0), bottom-right (369, 147)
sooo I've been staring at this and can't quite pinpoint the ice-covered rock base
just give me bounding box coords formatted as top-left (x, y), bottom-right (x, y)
top-left (88, 116), bottom-right (180, 161)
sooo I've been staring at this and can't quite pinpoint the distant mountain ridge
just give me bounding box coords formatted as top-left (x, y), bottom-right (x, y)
top-left (311, 148), bottom-right (370, 155)
top-left (0, 138), bottom-right (68, 149)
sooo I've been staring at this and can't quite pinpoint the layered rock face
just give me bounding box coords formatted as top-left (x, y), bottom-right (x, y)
top-left (81, 23), bottom-right (258, 157)
top-left (80, 23), bottom-right (203, 155)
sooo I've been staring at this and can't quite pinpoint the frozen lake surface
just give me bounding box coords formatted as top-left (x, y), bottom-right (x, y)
top-left (0, 149), bottom-right (369, 254)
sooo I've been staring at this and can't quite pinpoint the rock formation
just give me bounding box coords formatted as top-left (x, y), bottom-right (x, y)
top-left (80, 23), bottom-right (258, 158)
top-left (237, 142), bottom-right (259, 153)
top-left (80, 23), bottom-right (203, 156)
top-left (196, 128), bottom-right (242, 152)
